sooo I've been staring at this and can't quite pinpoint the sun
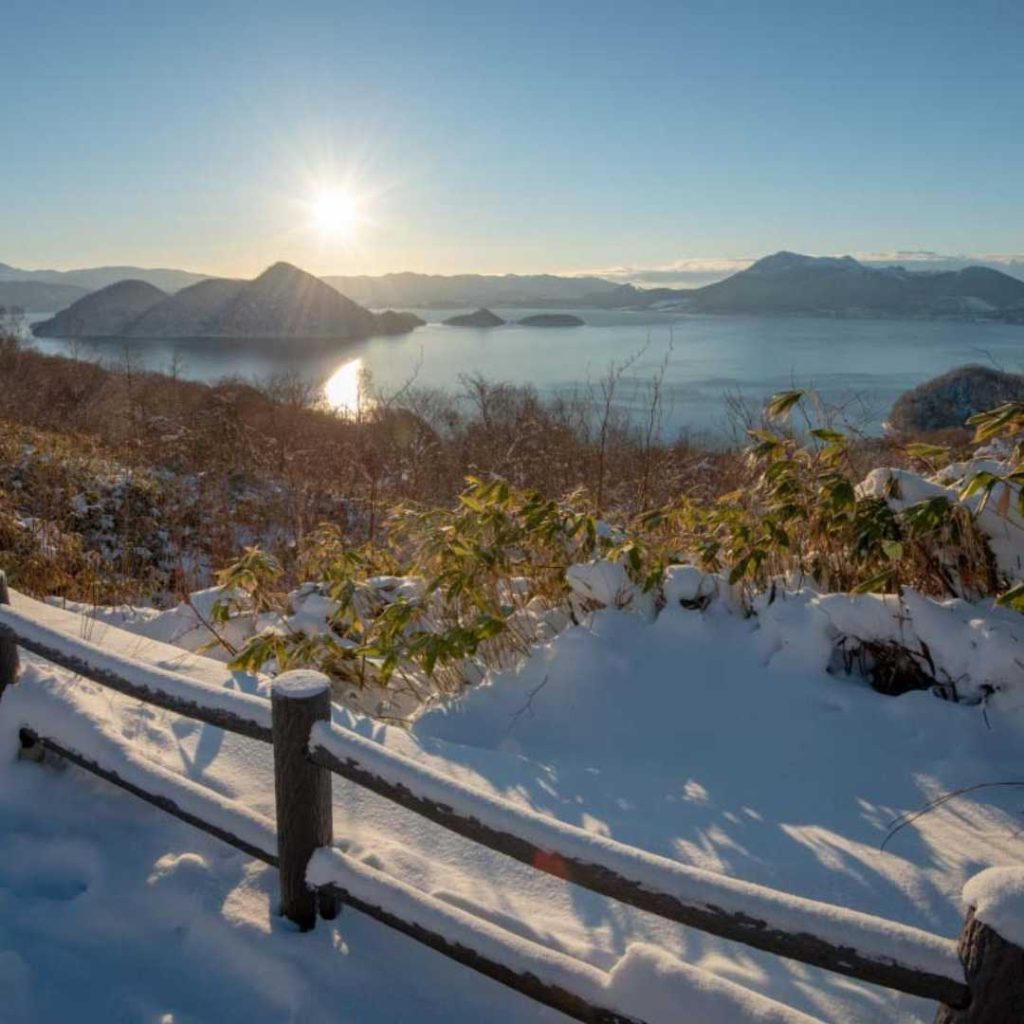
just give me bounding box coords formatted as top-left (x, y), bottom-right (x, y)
top-left (309, 188), bottom-right (360, 238)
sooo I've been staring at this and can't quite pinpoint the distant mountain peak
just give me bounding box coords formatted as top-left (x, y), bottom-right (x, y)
top-left (689, 249), bottom-right (1024, 317)
top-left (747, 251), bottom-right (861, 275)
top-left (257, 260), bottom-right (309, 282)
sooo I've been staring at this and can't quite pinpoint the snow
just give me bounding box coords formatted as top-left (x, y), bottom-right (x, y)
top-left (566, 560), bottom-right (636, 609)
top-left (5, 576), bottom-right (1024, 1020)
top-left (606, 943), bottom-right (823, 1024)
top-left (308, 845), bottom-right (613, 1005)
top-left (272, 669), bottom-right (331, 699)
top-left (310, 848), bottom-right (826, 1024)
top-left (18, 589), bottom-right (265, 691)
top-left (662, 564), bottom-right (719, 608)
top-left (0, 668), bottom-right (277, 860)
top-left (860, 458), bottom-right (1024, 584)
top-left (962, 867), bottom-right (1024, 947)
top-left (0, 593), bottom-right (273, 732)
top-left (310, 719), bottom-right (962, 984)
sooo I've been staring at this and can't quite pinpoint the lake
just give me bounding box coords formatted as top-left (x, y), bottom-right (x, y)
top-left (24, 309), bottom-right (1024, 440)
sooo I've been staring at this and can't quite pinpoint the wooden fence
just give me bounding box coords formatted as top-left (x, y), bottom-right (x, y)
top-left (0, 573), bottom-right (1018, 1023)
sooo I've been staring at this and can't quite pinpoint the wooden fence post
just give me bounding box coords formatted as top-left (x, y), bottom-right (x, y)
top-left (0, 572), bottom-right (19, 701)
top-left (935, 906), bottom-right (1024, 1022)
top-left (271, 670), bottom-right (338, 930)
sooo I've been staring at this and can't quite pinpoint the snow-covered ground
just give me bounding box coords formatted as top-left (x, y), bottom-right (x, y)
top-left (2, 575), bottom-right (1024, 1022)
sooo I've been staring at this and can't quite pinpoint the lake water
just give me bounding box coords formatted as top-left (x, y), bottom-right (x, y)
top-left (24, 309), bottom-right (1024, 440)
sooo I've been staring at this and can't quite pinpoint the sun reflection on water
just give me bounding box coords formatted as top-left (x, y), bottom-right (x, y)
top-left (323, 357), bottom-right (368, 417)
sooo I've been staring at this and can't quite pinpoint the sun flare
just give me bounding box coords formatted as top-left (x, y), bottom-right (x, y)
top-left (323, 357), bottom-right (367, 416)
top-left (309, 188), bottom-right (360, 238)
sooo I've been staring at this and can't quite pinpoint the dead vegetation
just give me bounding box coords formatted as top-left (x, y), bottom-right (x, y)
top-left (0, 317), bottom-right (964, 609)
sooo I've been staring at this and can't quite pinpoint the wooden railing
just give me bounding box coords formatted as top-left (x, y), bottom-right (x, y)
top-left (0, 573), bottom-right (1017, 1023)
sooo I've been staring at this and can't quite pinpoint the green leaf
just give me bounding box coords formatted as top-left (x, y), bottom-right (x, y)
top-left (853, 569), bottom-right (895, 593)
top-left (810, 428), bottom-right (845, 443)
top-left (881, 540), bottom-right (904, 562)
top-left (905, 442), bottom-right (950, 461)
top-left (766, 390), bottom-right (805, 420)
top-left (997, 582), bottom-right (1024, 611)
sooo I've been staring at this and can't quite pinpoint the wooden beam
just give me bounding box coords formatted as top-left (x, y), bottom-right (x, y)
top-left (0, 622), bottom-right (272, 743)
top-left (316, 880), bottom-right (641, 1024)
top-left (271, 672), bottom-right (338, 929)
top-left (935, 907), bottom-right (1024, 1023)
top-left (309, 739), bottom-right (969, 1008)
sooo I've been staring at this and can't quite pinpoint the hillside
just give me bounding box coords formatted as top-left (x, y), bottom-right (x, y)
top-left (125, 278), bottom-right (248, 337)
top-left (31, 279), bottom-right (168, 338)
top-left (0, 279), bottom-right (88, 313)
top-left (211, 262), bottom-right (379, 339)
top-left (888, 365), bottom-right (1024, 433)
top-left (32, 263), bottom-right (424, 340)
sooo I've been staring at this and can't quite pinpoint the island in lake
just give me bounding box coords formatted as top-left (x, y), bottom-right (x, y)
top-left (516, 313), bottom-right (584, 327)
top-left (31, 262), bottom-right (424, 341)
top-left (442, 308), bottom-right (506, 327)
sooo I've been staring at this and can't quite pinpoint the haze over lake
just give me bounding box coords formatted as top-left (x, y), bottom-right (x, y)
top-left (26, 310), bottom-right (1024, 438)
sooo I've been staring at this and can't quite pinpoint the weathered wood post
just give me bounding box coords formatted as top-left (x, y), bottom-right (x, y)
top-left (271, 670), bottom-right (338, 930)
top-left (935, 872), bottom-right (1024, 1023)
top-left (0, 572), bottom-right (19, 701)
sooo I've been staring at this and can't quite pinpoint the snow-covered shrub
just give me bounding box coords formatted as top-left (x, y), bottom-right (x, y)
top-left (209, 480), bottom-right (626, 712)
top-left (632, 391), bottom-right (1001, 607)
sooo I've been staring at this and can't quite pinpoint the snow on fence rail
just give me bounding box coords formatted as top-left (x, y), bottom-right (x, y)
top-left (0, 598), bottom-right (272, 742)
top-left (308, 719), bottom-right (965, 1004)
top-left (4, 574), bottom-right (1021, 1022)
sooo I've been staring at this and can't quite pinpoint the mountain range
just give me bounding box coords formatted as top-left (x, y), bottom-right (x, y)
top-left (322, 272), bottom-right (619, 309)
top-left (31, 263), bottom-right (424, 341)
top-left (0, 261), bottom-right (206, 294)
top-left (14, 251), bottom-right (1024, 325)
top-left (668, 251), bottom-right (1024, 318)
top-left (0, 280), bottom-right (89, 313)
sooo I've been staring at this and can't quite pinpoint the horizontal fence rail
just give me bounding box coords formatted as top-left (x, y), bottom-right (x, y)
top-left (0, 605), bottom-right (272, 742)
top-left (311, 847), bottom-right (645, 1024)
top-left (6, 575), bottom-right (1011, 1021)
top-left (16, 722), bottom-right (645, 1024)
top-left (308, 720), bottom-right (968, 1006)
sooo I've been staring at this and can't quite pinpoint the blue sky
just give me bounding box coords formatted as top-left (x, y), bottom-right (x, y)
top-left (3, 0), bottom-right (1023, 278)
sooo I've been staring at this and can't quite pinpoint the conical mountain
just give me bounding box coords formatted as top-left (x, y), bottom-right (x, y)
top-left (33, 262), bottom-right (424, 340)
top-left (209, 261), bottom-right (378, 339)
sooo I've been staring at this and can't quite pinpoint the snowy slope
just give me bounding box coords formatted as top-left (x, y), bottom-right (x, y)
top-left (2, 589), bottom-right (1024, 1021)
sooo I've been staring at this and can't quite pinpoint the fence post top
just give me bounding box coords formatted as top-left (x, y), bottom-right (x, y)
top-left (962, 865), bottom-right (1024, 947)
top-left (272, 670), bottom-right (331, 700)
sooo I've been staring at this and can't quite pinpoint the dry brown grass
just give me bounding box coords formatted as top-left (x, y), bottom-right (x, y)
top-left (0, 325), bottom-right (950, 606)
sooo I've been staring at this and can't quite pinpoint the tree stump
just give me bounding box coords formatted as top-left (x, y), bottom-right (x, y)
top-left (936, 906), bottom-right (1024, 1023)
